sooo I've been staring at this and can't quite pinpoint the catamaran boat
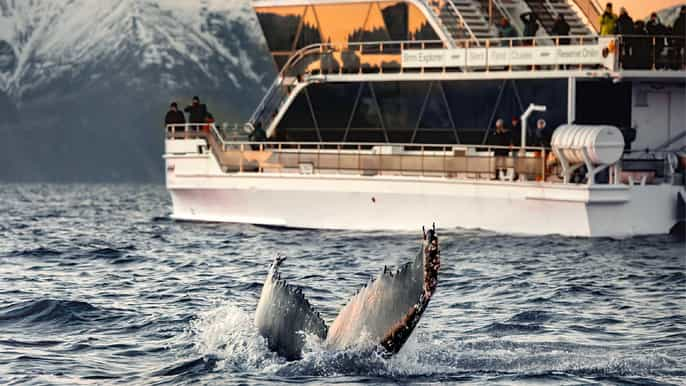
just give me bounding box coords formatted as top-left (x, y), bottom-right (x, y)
top-left (164, 0), bottom-right (686, 237)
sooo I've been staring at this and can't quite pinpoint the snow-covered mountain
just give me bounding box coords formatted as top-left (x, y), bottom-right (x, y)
top-left (0, 0), bottom-right (274, 182)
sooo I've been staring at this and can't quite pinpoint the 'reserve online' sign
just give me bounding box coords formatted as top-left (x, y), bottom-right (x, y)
top-left (402, 38), bottom-right (616, 70)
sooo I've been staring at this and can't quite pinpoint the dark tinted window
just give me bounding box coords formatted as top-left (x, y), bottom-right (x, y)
top-left (375, 81), bottom-right (428, 142)
top-left (381, 2), bottom-right (408, 41)
top-left (256, 7), bottom-right (304, 52)
top-left (276, 91), bottom-right (318, 141)
top-left (347, 83), bottom-right (387, 142)
top-left (308, 83), bottom-right (359, 141)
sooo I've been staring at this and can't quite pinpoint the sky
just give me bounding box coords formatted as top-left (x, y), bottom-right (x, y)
top-left (608, 0), bottom-right (684, 18)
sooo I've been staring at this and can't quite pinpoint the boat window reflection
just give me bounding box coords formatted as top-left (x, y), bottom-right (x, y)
top-left (256, 1), bottom-right (440, 70)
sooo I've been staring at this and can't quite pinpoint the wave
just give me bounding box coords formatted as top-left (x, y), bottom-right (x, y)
top-left (0, 299), bottom-right (122, 328)
top-left (180, 303), bottom-right (683, 383)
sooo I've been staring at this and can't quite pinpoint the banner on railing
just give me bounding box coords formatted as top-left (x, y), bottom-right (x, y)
top-left (402, 38), bottom-right (616, 70)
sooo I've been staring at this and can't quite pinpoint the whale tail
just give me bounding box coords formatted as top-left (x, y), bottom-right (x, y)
top-left (254, 254), bottom-right (328, 360)
top-left (254, 227), bottom-right (440, 360)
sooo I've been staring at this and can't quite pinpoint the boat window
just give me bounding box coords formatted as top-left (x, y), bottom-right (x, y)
top-left (379, 2), bottom-right (408, 41)
top-left (275, 91), bottom-right (319, 142)
top-left (296, 6), bottom-right (323, 49)
top-left (576, 80), bottom-right (631, 128)
top-left (408, 3), bottom-right (439, 40)
top-left (374, 81), bottom-right (427, 143)
top-left (256, 1), bottom-right (440, 70)
top-left (255, 6), bottom-right (304, 52)
top-left (346, 83), bottom-right (388, 142)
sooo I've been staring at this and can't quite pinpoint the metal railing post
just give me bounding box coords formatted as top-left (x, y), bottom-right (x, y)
top-left (239, 144), bottom-right (244, 173)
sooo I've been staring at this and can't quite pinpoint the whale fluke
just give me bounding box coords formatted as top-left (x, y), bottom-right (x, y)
top-left (326, 226), bottom-right (440, 352)
top-left (254, 227), bottom-right (440, 360)
top-left (254, 255), bottom-right (328, 360)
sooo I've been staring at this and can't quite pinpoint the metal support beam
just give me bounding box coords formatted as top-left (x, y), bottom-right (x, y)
top-left (567, 76), bottom-right (576, 124)
top-left (520, 103), bottom-right (547, 149)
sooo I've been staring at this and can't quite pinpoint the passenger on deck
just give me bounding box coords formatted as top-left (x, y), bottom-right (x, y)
top-left (510, 117), bottom-right (521, 146)
top-left (615, 7), bottom-right (634, 35)
top-left (491, 119), bottom-right (512, 155)
top-left (632, 21), bottom-right (650, 69)
top-left (184, 96), bottom-right (209, 131)
top-left (615, 7), bottom-right (634, 67)
top-left (203, 113), bottom-right (215, 134)
top-left (535, 119), bottom-right (548, 147)
top-left (552, 14), bottom-right (571, 45)
top-left (491, 119), bottom-right (512, 179)
top-left (520, 12), bottom-right (539, 45)
top-left (599, 3), bottom-right (617, 36)
top-left (672, 6), bottom-right (686, 68)
top-left (647, 13), bottom-right (667, 68)
top-left (497, 18), bottom-right (518, 46)
top-left (164, 102), bottom-right (186, 134)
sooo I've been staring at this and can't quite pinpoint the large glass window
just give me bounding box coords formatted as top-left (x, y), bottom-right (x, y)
top-left (255, 6), bottom-right (304, 52)
top-left (374, 81), bottom-right (428, 142)
top-left (273, 79), bottom-right (566, 144)
top-left (380, 2), bottom-right (409, 41)
top-left (347, 83), bottom-right (388, 142)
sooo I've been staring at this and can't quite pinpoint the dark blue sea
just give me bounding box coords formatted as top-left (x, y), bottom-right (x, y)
top-left (0, 184), bottom-right (684, 385)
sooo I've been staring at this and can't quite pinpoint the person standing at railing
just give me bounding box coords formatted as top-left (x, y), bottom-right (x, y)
top-left (672, 6), bottom-right (686, 69)
top-left (497, 18), bottom-right (518, 46)
top-left (164, 102), bottom-right (186, 135)
top-left (615, 7), bottom-right (634, 67)
top-left (552, 14), bottom-right (571, 45)
top-left (632, 20), bottom-right (650, 69)
top-left (647, 13), bottom-right (667, 69)
top-left (599, 3), bottom-right (617, 36)
top-left (520, 12), bottom-right (539, 46)
top-left (184, 96), bottom-right (209, 132)
top-left (490, 119), bottom-right (513, 178)
top-left (203, 113), bottom-right (215, 135)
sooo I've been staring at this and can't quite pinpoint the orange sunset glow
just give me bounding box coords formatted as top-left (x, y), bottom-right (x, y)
top-left (604, 0), bottom-right (684, 18)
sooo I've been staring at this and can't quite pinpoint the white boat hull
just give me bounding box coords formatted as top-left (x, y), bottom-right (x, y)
top-left (167, 170), bottom-right (682, 238)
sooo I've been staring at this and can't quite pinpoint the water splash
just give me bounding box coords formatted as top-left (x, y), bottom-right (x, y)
top-left (189, 303), bottom-right (285, 372)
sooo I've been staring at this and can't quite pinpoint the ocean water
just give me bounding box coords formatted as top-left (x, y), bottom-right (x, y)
top-left (0, 183), bottom-right (684, 385)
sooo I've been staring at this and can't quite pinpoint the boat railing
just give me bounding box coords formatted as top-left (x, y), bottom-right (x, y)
top-left (422, 1), bottom-right (479, 47)
top-left (444, 0), bottom-right (480, 45)
top-left (615, 35), bottom-right (686, 71)
top-left (166, 123), bottom-right (550, 181)
top-left (274, 35), bottom-right (683, 80)
top-left (166, 123), bottom-right (685, 186)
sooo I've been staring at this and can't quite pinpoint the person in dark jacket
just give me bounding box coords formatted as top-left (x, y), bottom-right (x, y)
top-left (672, 6), bottom-right (686, 69)
top-left (552, 14), bottom-right (571, 45)
top-left (184, 96), bottom-right (209, 131)
top-left (631, 20), bottom-right (650, 69)
top-left (491, 119), bottom-right (512, 155)
top-left (490, 119), bottom-right (512, 178)
top-left (498, 18), bottom-right (518, 46)
top-left (165, 102), bottom-right (186, 134)
top-left (520, 12), bottom-right (539, 45)
top-left (615, 7), bottom-right (634, 67)
top-left (615, 7), bottom-right (633, 35)
top-left (647, 12), bottom-right (667, 68)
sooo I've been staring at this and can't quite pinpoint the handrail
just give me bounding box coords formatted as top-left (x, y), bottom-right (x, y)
top-left (249, 44), bottom-right (326, 129)
top-left (444, 0), bottom-right (480, 46)
top-left (166, 123), bottom-right (547, 152)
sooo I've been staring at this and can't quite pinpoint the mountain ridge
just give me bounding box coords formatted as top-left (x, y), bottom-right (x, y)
top-left (0, 0), bottom-right (274, 182)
